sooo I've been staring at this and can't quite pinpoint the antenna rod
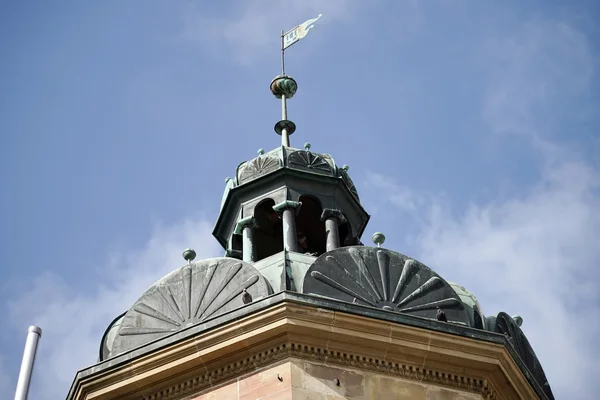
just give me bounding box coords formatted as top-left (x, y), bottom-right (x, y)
top-left (280, 30), bottom-right (289, 146)
top-left (280, 29), bottom-right (286, 76)
top-left (14, 326), bottom-right (42, 400)
top-left (281, 105), bottom-right (289, 146)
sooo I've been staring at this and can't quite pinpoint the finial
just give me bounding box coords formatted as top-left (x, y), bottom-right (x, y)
top-left (271, 75), bottom-right (298, 147)
top-left (372, 232), bottom-right (386, 247)
top-left (182, 248), bottom-right (196, 263)
top-left (304, 142), bottom-right (311, 151)
top-left (512, 315), bottom-right (523, 327)
top-left (342, 164), bottom-right (350, 172)
top-left (258, 148), bottom-right (265, 156)
top-left (270, 75), bottom-right (298, 100)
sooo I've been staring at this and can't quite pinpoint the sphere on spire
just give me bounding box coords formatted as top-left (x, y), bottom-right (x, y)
top-left (270, 75), bottom-right (297, 99)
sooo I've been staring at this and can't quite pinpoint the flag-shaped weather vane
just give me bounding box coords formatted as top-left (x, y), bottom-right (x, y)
top-left (270, 14), bottom-right (323, 147)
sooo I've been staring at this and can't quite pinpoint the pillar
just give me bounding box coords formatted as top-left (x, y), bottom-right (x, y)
top-left (272, 200), bottom-right (302, 252)
top-left (234, 216), bottom-right (258, 262)
top-left (321, 209), bottom-right (347, 252)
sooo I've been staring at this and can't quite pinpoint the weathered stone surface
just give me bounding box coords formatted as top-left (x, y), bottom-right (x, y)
top-left (238, 363), bottom-right (291, 400)
top-left (302, 246), bottom-right (470, 325)
top-left (368, 375), bottom-right (427, 399)
top-left (111, 257), bottom-right (272, 357)
top-left (192, 363), bottom-right (292, 400)
top-left (425, 387), bottom-right (482, 400)
top-left (293, 360), bottom-right (365, 398)
top-left (192, 381), bottom-right (238, 400)
top-left (288, 359), bottom-right (482, 400)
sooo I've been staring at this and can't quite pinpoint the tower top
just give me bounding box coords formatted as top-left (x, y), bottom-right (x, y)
top-left (271, 14), bottom-right (323, 147)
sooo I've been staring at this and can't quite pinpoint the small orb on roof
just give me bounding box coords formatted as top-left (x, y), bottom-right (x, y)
top-left (304, 142), bottom-right (311, 151)
top-left (270, 75), bottom-right (298, 99)
top-left (342, 164), bottom-right (350, 171)
top-left (372, 232), bottom-right (385, 247)
top-left (512, 315), bottom-right (523, 327)
top-left (182, 248), bottom-right (196, 262)
top-left (258, 148), bottom-right (265, 156)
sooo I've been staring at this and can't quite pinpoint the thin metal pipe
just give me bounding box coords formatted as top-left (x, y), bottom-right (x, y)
top-left (281, 95), bottom-right (287, 121)
top-left (281, 29), bottom-right (285, 75)
top-left (281, 127), bottom-right (289, 147)
top-left (14, 326), bottom-right (42, 400)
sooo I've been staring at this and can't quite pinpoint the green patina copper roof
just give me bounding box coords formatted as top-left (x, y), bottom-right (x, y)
top-left (218, 144), bottom-right (359, 211)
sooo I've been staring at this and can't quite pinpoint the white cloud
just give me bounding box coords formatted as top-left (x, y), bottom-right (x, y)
top-left (365, 16), bottom-right (599, 400)
top-left (424, 160), bottom-right (599, 399)
top-left (368, 158), bottom-right (600, 399)
top-left (1, 216), bottom-right (222, 400)
top-left (180, 0), bottom-right (370, 65)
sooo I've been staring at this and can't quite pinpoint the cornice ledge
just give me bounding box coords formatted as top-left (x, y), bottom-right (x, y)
top-left (70, 304), bottom-right (292, 400)
top-left (69, 299), bottom-right (540, 400)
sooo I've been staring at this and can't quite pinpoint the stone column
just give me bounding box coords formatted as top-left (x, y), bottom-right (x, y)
top-left (272, 200), bottom-right (302, 252)
top-left (235, 216), bottom-right (258, 262)
top-left (321, 209), bottom-right (347, 252)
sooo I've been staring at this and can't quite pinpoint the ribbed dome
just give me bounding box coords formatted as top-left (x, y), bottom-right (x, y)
top-left (447, 281), bottom-right (485, 329)
top-left (220, 144), bottom-right (360, 211)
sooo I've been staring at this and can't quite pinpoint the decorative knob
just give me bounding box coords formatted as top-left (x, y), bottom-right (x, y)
top-left (270, 75), bottom-right (298, 99)
top-left (512, 315), bottom-right (523, 327)
top-left (342, 164), bottom-right (350, 172)
top-left (258, 148), bottom-right (265, 156)
top-left (182, 248), bottom-right (196, 262)
top-left (372, 232), bottom-right (385, 247)
top-left (304, 142), bottom-right (311, 151)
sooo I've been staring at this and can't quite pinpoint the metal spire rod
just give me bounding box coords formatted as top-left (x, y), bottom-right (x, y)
top-left (14, 326), bottom-right (42, 400)
top-left (280, 29), bottom-right (286, 76)
top-left (273, 15), bottom-right (322, 148)
top-left (280, 30), bottom-right (289, 146)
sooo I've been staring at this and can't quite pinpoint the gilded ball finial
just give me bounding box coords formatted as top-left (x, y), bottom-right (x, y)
top-left (372, 232), bottom-right (386, 247)
top-left (270, 75), bottom-right (298, 99)
top-left (182, 248), bottom-right (196, 262)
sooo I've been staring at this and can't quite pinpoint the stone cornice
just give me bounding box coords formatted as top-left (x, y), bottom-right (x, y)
top-left (68, 296), bottom-right (541, 400)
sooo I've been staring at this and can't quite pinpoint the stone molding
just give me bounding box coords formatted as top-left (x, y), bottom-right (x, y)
top-left (68, 301), bottom-right (540, 400)
top-left (144, 345), bottom-right (495, 400)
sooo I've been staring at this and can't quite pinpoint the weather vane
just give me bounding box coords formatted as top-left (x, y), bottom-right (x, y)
top-left (270, 14), bottom-right (323, 147)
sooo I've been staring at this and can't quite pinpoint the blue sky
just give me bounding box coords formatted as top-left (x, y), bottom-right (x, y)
top-left (1, 1), bottom-right (599, 399)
